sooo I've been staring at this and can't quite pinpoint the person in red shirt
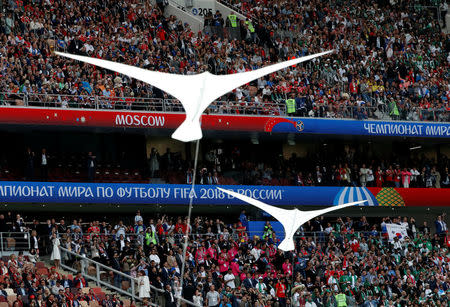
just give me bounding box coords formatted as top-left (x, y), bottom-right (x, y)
top-left (375, 166), bottom-right (384, 187)
top-left (174, 218), bottom-right (185, 234)
top-left (73, 273), bottom-right (87, 288)
top-left (236, 222), bottom-right (247, 242)
top-left (350, 236), bottom-right (360, 253)
top-left (385, 166), bottom-right (394, 187)
top-left (394, 165), bottom-right (401, 188)
top-left (275, 278), bottom-right (287, 306)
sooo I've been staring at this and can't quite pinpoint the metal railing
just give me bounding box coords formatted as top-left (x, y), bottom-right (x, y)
top-left (0, 92), bottom-right (286, 116)
top-left (216, 0), bottom-right (248, 17)
top-left (0, 91), bottom-right (448, 122)
top-left (59, 245), bottom-right (145, 304)
top-left (0, 232), bottom-right (31, 253)
top-left (58, 246), bottom-right (196, 306)
top-left (61, 230), bottom-right (384, 248)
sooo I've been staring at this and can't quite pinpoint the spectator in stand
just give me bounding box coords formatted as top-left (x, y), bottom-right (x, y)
top-left (0, 0), bottom-right (447, 123)
top-left (24, 148), bottom-right (34, 180)
top-left (401, 167), bottom-right (412, 188)
top-left (50, 233), bottom-right (61, 269)
top-left (87, 152), bottom-right (96, 182)
top-left (435, 214), bottom-right (448, 238)
top-left (73, 273), bottom-right (87, 289)
top-left (40, 148), bottom-right (49, 182)
top-left (11, 210), bottom-right (450, 307)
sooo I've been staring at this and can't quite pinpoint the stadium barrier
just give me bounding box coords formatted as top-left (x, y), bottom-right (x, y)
top-left (1, 92), bottom-right (448, 122)
top-left (0, 232), bottom-right (31, 253)
top-left (0, 92), bottom-right (286, 116)
top-left (58, 246), bottom-right (197, 306)
top-left (60, 231), bottom-right (385, 252)
top-left (0, 182), bottom-right (449, 206)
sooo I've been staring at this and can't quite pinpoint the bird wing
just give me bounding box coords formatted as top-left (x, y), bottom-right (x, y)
top-left (217, 187), bottom-right (292, 222)
top-left (301, 200), bottom-right (367, 220)
top-left (206, 50), bottom-right (333, 101)
top-left (54, 52), bottom-right (193, 102)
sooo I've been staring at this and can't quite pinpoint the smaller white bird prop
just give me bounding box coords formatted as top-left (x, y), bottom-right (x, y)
top-left (217, 187), bottom-right (366, 251)
top-left (55, 50), bottom-right (333, 142)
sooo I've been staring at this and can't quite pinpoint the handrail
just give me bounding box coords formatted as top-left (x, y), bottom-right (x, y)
top-left (0, 232), bottom-right (31, 253)
top-left (62, 230), bottom-right (384, 246)
top-left (58, 246), bottom-right (142, 302)
top-left (1, 92), bottom-right (286, 116)
top-left (1, 91), bottom-right (448, 122)
top-left (58, 246), bottom-right (197, 306)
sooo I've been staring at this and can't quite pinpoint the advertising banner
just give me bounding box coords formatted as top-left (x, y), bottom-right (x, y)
top-left (0, 181), bottom-right (448, 206)
top-left (0, 107), bottom-right (449, 138)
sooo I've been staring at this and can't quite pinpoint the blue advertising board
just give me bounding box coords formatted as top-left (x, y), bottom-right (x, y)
top-left (271, 118), bottom-right (450, 138)
top-left (0, 182), bottom-right (379, 206)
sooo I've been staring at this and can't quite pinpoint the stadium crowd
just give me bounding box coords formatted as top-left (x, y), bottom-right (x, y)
top-left (0, 0), bottom-right (448, 121)
top-left (0, 145), bottom-right (448, 188)
top-left (180, 151), bottom-right (450, 189)
top-left (154, 145), bottom-right (450, 189)
top-left (1, 210), bottom-right (449, 306)
top-left (0, 216), bottom-right (127, 307)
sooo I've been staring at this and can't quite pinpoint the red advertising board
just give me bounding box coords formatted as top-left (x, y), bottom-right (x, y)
top-left (0, 107), bottom-right (270, 131)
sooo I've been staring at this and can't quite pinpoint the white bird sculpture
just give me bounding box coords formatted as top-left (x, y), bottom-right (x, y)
top-left (217, 187), bottom-right (366, 251)
top-left (55, 50), bottom-right (333, 142)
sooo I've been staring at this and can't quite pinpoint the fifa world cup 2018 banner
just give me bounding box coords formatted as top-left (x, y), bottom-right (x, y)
top-left (0, 181), bottom-right (448, 206)
top-left (0, 107), bottom-right (449, 138)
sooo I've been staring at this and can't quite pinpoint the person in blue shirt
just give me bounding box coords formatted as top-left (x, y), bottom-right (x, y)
top-left (218, 295), bottom-right (232, 307)
top-left (239, 210), bottom-right (248, 230)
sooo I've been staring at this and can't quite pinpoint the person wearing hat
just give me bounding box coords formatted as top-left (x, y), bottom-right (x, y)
top-left (255, 276), bottom-right (266, 295)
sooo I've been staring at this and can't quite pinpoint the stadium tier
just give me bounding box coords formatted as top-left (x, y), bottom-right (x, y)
top-left (0, 0), bottom-right (449, 306)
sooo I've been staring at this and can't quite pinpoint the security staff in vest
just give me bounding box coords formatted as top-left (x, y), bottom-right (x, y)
top-left (244, 19), bottom-right (255, 42)
top-left (335, 291), bottom-right (348, 307)
top-left (226, 13), bottom-right (238, 27)
top-left (262, 221), bottom-right (274, 240)
top-left (144, 227), bottom-right (157, 254)
top-left (286, 92), bottom-right (296, 115)
top-left (226, 13), bottom-right (239, 39)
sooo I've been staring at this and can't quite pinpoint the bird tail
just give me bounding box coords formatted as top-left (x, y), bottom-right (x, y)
top-left (171, 119), bottom-right (203, 142)
top-left (278, 238), bottom-right (295, 252)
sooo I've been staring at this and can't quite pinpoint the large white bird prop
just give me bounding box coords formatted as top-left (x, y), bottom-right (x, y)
top-left (217, 187), bottom-right (366, 251)
top-left (55, 50), bottom-right (333, 142)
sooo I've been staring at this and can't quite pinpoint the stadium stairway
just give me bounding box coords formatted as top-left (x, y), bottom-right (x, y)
top-left (150, 0), bottom-right (204, 32)
top-left (39, 256), bottom-right (135, 307)
top-left (446, 13), bottom-right (450, 34)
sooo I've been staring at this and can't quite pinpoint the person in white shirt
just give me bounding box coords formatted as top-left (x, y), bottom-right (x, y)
top-left (292, 288), bottom-right (301, 307)
top-left (192, 289), bottom-right (204, 306)
top-left (393, 237), bottom-right (402, 250)
top-left (206, 285), bottom-right (220, 307)
top-left (115, 221), bottom-right (127, 238)
top-left (359, 164), bottom-right (368, 187)
top-left (134, 210), bottom-right (143, 225)
top-left (255, 277), bottom-right (266, 294)
top-left (366, 166), bottom-right (374, 186)
top-left (149, 249), bottom-right (161, 266)
top-left (327, 273), bottom-right (339, 292)
top-left (304, 293), bottom-right (317, 307)
top-left (250, 246), bottom-right (261, 261)
top-left (410, 168), bottom-right (420, 187)
top-left (40, 148), bottom-right (49, 181)
top-left (224, 269), bottom-right (236, 289)
top-left (137, 270), bottom-right (150, 300)
top-left (324, 223), bottom-right (333, 235)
